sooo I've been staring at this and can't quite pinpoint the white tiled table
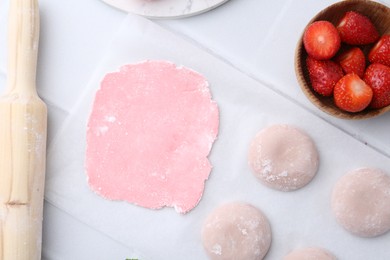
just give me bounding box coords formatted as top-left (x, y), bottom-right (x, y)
top-left (0, 0), bottom-right (389, 259)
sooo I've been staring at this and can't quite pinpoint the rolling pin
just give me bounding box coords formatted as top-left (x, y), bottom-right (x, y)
top-left (0, 0), bottom-right (47, 259)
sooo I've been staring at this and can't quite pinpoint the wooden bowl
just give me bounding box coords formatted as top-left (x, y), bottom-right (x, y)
top-left (295, 0), bottom-right (390, 119)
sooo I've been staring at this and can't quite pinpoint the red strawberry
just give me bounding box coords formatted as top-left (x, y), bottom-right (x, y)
top-left (303, 21), bottom-right (341, 60)
top-left (334, 73), bottom-right (373, 112)
top-left (363, 63), bottom-right (390, 109)
top-left (368, 35), bottom-right (390, 67)
top-left (335, 47), bottom-right (366, 78)
top-left (306, 56), bottom-right (344, 96)
top-left (336, 11), bottom-right (379, 45)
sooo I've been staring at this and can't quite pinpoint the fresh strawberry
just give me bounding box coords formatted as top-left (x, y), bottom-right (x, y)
top-left (303, 21), bottom-right (341, 60)
top-left (334, 73), bottom-right (373, 112)
top-left (336, 11), bottom-right (379, 45)
top-left (363, 63), bottom-right (390, 109)
top-left (368, 35), bottom-right (390, 67)
top-left (335, 47), bottom-right (366, 78)
top-left (306, 56), bottom-right (344, 96)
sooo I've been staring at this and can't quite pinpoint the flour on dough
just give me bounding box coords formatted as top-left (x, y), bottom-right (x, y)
top-left (85, 60), bottom-right (219, 214)
top-left (248, 124), bottom-right (319, 191)
top-left (331, 167), bottom-right (390, 237)
top-left (201, 202), bottom-right (272, 260)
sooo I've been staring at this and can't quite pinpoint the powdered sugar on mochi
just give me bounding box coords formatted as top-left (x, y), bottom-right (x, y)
top-left (201, 202), bottom-right (272, 260)
top-left (331, 167), bottom-right (390, 237)
top-left (248, 124), bottom-right (319, 191)
top-left (85, 60), bottom-right (219, 214)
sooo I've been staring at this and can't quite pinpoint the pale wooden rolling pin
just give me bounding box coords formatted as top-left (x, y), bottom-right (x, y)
top-left (0, 0), bottom-right (47, 259)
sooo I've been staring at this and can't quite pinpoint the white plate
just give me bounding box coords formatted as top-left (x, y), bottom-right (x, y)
top-left (101, 0), bottom-right (230, 19)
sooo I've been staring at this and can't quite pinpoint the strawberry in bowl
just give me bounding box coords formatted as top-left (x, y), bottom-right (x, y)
top-left (295, 0), bottom-right (390, 119)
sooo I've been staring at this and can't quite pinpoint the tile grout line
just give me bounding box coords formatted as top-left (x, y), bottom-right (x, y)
top-left (256, 0), bottom-right (294, 53)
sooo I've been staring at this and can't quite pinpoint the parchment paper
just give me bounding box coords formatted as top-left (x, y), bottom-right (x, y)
top-left (45, 14), bottom-right (390, 259)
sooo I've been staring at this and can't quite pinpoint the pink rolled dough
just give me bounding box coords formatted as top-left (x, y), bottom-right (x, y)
top-left (85, 60), bottom-right (219, 214)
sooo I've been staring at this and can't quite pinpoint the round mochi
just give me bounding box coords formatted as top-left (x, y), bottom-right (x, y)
top-left (86, 60), bottom-right (219, 214)
top-left (248, 124), bottom-right (319, 191)
top-left (201, 202), bottom-right (272, 260)
top-left (331, 167), bottom-right (390, 237)
top-left (284, 247), bottom-right (336, 260)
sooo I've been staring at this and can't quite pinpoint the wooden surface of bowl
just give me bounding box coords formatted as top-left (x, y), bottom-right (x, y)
top-left (295, 0), bottom-right (390, 119)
